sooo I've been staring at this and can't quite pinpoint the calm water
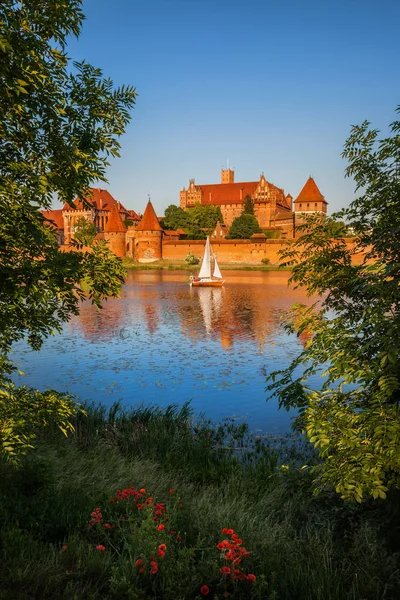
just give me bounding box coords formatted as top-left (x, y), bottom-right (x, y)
top-left (11, 270), bottom-right (316, 434)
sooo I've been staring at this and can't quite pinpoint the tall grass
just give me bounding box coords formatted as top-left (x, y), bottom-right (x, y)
top-left (0, 402), bottom-right (399, 599)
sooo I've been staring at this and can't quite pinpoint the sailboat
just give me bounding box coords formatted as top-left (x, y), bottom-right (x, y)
top-left (189, 236), bottom-right (224, 287)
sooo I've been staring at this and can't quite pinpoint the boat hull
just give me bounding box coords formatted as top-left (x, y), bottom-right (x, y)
top-left (190, 279), bottom-right (224, 287)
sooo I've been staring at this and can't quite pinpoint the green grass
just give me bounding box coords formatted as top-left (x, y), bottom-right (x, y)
top-left (0, 402), bottom-right (399, 599)
top-left (122, 258), bottom-right (289, 271)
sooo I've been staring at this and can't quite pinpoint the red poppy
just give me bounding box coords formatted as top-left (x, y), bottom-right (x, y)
top-left (139, 488), bottom-right (146, 494)
top-left (104, 523), bottom-right (111, 529)
top-left (169, 489), bottom-right (174, 493)
top-left (139, 568), bottom-right (145, 574)
top-left (247, 574), bottom-right (256, 583)
top-left (220, 566), bottom-right (231, 575)
top-left (157, 524), bottom-right (165, 531)
top-left (96, 545), bottom-right (106, 551)
top-left (150, 560), bottom-right (158, 575)
top-left (226, 528), bottom-right (234, 535)
top-left (61, 545), bottom-right (68, 551)
top-left (200, 585), bottom-right (209, 596)
top-left (157, 549), bottom-right (165, 558)
top-left (135, 559), bottom-right (144, 567)
top-left (158, 544), bottom-right (167, 551)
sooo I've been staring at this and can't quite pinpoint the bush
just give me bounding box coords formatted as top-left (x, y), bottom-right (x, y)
top-left (185, 252), bottom-right (200, 265)
top-left (261, 258), bottom-right (270, 265)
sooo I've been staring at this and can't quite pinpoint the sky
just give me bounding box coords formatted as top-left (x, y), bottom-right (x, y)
top-left (64, 0), bottom-right (400, 216)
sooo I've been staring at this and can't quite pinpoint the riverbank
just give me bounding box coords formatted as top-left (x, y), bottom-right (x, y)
top-left (1, 401), bottom-right (399, 600)
top-left (122, 257), bottom-right (291, 271)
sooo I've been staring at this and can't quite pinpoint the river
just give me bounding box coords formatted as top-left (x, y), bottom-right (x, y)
top-left (11, 270), bottom-right (316, 433)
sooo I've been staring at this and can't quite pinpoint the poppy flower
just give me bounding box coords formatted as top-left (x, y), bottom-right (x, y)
top-left (139, 488), bottom-right (146, 494)
top-left (96, 545), bottom-right (106, 551)
top-left (157, 549), bottom-right (165, 558)
top-left (61, 545), bottom-right (68, 552)
top-left (104, 523), bottom-right (111, 529)
top-left (150, 560), bottom-right (158, 574)
top-left (157, 524), bottom-right (165, 531)
top-left (158, 544), bottom-right (167, 551)
top-left (247, 574), bottom-right (256, 583)
top-left (220, 566), bottom-right (231, 575)
top-left (200, 585), bottom-right (209, 596)
top-left (135, 559), bottom-right (144, 567)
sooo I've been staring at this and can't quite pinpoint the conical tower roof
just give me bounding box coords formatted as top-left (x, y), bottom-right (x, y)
top-left (104, 201), bottom-right (127, 233)
top-left (295, 177), bottom-right (327, 204)
top-left (136, 200), bottom-right (163, 231)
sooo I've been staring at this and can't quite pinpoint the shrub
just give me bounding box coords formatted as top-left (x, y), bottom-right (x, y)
top-left (185, 252), bottom-right (200, 265)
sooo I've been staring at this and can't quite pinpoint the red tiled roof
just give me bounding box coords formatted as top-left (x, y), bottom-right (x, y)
top-left (198, 181), bottom-right (259, 205)
top-left (127, 210), bottom-right (140, 221)
top-left (104, 201), bottom-right (127, 233)
top-left (42, 209), bottom-right (64, 230)
top-left (136, 201), bottom-right (163, 231)
top-left (295, 177), bottom-right (327, 204)
top-left (63, 188), bottom-right (129, 213)
top-left (273, 210), bottom-right (294, 220)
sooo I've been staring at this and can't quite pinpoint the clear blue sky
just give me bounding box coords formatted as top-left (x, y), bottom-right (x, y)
top-left (66, 0), bottom-right (400, 216)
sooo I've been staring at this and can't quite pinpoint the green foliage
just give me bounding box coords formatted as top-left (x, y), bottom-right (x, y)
top-left (0, 0), bottom-right (135, 460)
top-left (227, 214), bottom-right (262, 239)
top-left (161, 204), bottom-right (189, 230)
top-left (242, 194), bottom-right (254, 215)
top-left (162, 204), bottom-right (223, 238)
top-left (267, 108), bottom-right (400, 502)
top-left (0, 407), bottom-right (399, 599)
top-left (0, 380), bottom-right (80, 465)
top-left (261, 257), bottom-right (270, 265)
top-left (184, 252), bottom-right (199, 265)
top-left (73, 217), bottom-right (97, 246)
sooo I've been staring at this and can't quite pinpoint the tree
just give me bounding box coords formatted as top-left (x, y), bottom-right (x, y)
top-left (162, 204), bottom-right (223, 238)
top-left (227, 214), bottom-right (262, 239)
top-left (242, 194), bottom-right (254, 215)
top-left (0, 0), bottom-right (136, 462)
top-left (73, 217), bottom-right (97, 246)
top-left (161, 204), bottom-right (189, 231)
top-left (267, 108), bottom-right (400, 502)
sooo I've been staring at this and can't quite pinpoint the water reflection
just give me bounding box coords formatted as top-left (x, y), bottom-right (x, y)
top-left (11, 270), bottom-right (316, 433)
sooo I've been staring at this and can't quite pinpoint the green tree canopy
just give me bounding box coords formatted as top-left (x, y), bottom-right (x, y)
top-left (242, 194), bottom-right (254, 215)
top-left (267, 108), bottom-right (400, 502)
top-left (161, 204), bottom-right (222, 238)
top-left (161, 205), bottom-right (189, 230)
top-left (226, 214), bottom-right (262, 239)
top-left (0, 0), bottom-right (136, 462)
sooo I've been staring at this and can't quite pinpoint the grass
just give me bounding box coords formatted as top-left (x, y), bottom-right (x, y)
top-left (1, 402), bottom-right (400, 599)
top-left (121, 257), bottom-right (290, 271)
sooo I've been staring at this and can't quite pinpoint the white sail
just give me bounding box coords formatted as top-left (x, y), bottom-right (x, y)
top-left (198, 237), bottom-right (211, 279)
top-left (213, 254), bottom-right (222, 279)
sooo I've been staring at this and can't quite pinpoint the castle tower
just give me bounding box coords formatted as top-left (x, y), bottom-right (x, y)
top-left (294, 177), bottom-right (327, 224)
top-left (103, 201), bottom-right (127, 257)
top-left (221, 168), bottom-right (234, 184)
top-left (135, 199), bottom-right (163, 262)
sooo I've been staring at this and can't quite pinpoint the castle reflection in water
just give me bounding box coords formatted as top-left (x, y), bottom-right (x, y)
top-left (12, 270), bottom-right (316, 433)
top-left (71, 270), bottom-right (313, 352)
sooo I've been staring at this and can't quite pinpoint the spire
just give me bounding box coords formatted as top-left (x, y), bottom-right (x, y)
top-left (104, 201), bottom-right (127, 233)
top-left (136, 199), bottom-right (163, 231)
top-left (295, 177), bottom-right (327, 204)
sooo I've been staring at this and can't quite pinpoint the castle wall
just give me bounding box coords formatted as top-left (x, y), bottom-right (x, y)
top-left (135, 230), bottom-right (163, 262)
top-left (104, 232), bottom-right (126, 258)
top-left (161, 238), bottom-right (369, 265)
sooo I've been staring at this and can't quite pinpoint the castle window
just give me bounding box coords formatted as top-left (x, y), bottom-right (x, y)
top-left (315, 203), bottom-right (317, 207)
top-left (299, 204), bottom-right (302, 208)
top-left (307, 203), bottom-right (310, 208)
